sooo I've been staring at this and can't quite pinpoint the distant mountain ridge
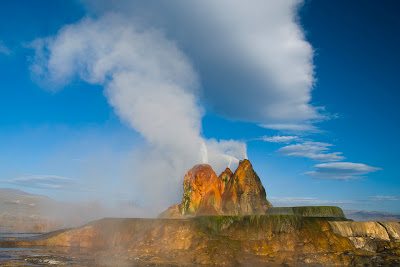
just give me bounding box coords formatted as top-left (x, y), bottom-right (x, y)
top-left (345, 210), bottom-right (400, 221)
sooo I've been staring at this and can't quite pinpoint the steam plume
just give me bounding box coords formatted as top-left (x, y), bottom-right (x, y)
top-left (30, 14), bottom-right (246, 212)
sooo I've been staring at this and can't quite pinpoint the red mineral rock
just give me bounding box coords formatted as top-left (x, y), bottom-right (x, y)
top-left (219, 167), bottom-right (233, 195)
top-left (222, 159), bottom-right (272, 215)
top-left (180, 164), bottom-right (223, 216)
top-left (159, 159), bottom-right (272, 218)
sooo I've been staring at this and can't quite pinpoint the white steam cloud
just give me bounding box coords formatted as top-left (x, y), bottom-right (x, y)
top-left (81, 0), bottom-right (321, 123)
top-left (30, 15), bottom-right (246, 211)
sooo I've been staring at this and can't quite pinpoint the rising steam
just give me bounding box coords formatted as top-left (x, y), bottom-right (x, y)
top-left (30, 14), bottom-right (246, 212)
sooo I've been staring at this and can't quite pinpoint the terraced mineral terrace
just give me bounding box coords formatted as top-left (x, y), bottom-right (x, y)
top-left (1, 216), bottom-right (399, 266)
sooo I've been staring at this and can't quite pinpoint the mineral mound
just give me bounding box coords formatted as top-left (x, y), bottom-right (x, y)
top-left (4, 216), bottom-right (400, 266)
top-left (2, 159), bottom-right (400, 266)
top-left (159, 159), bottom-right (273, 218)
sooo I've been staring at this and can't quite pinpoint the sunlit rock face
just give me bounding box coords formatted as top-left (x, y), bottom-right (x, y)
top-left (222, 159), bottom-right (272, 215)
top-left (180, 164), bottom-right (223, 216)
top-left (160, 159), bottom-right (272, 217)
top-left (219, 167), bottom-right (233, 194)
top-left (158, 204), bottom-right (181, 218)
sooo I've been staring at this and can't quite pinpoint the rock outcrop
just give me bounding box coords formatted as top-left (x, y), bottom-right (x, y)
top-left (329, 221), bottom-right (400, 252)
top-left (222, 159), bottom-right (272, 215)
top-left (180, 164), bottom-right (223, 216)
top-left (160, 159), bottom-right (272, 217)
top-left (218, 167), bottom-right (232, 194)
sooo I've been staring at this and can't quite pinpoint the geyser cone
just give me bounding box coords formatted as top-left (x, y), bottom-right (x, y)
top-left (159, 159), bottom-right (272, 218)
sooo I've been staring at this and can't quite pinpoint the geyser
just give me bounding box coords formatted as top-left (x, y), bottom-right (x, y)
top-left (30, 14), bottom-right (247, 211)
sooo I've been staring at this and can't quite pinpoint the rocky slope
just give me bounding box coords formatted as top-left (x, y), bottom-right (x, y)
top-left (222, 159), bottom-right (272, 215)
top-left (0, 188), bottom-right (62, 233)
top-left (160, 159), bottom-right (272, 217)
top-left (181, 164), bottom-right (223, 216)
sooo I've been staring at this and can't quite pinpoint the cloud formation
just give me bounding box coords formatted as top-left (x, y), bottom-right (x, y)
top-left (81, 0), bottom-right (321, 124)
top-left (279, 141), bottom-right (345, 161)
top-left (0, 41), bottom-right (10, 55)
top-left (5, 174), bottom-right (80, 190)
top-left (304, 162), bottom-right (381, 180)
top-left (260, 123), bottom-right (319, 132)
top-left (262, 135), bottom-right (298, 143)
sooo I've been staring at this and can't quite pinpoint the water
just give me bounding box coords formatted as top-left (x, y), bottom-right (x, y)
top-left (0, 233), bottom-right (80, 266)
top-left (0, 248), bottom-right (81, 266)
top-left (0, 233), bottom-right (146, 266)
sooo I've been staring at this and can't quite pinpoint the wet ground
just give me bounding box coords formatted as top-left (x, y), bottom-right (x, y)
top-left (0, 248), bottom-right (80, 266)
top-left (0, 246), bottom-right (190, 266)
top-left (0, 233), bottom-right (41, 241)
top-left (0, 234), bottom-right (174, 266)
top-left (0, 233), bottom-right (91, 266)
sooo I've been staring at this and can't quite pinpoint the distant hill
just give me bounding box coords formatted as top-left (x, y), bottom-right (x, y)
top-left (0, 188), bottom-right (104, 233)
top-left (0, 188), bottom-right (33, 195)
top-left (344, 210), bottom-right (400, 222)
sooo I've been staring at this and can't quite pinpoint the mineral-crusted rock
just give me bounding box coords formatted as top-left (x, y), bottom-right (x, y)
top-left (158, 204), bottom-right (181, 218)
top-left (381, 222), bottom-right (400, 241)
top-left (266, 206), bottom-right (346, 218)
top-left (160, 159), bottom-right (273, 217)
top-left (180, 164), bottom-right (223, 216)
top-left (329, 221), bottom-right (391, 241)
top-left (195, 204), bottom-right (221, 216)
top-left (328, 221), bottom-right (393, 252)
top-left (218, 167), bottom-right (233, 194)
top-left (222, 159), bottom-right (272, 215)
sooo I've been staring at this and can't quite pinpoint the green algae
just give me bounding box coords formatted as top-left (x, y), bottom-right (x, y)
top-left (265, 206), bottom-right (345, 218)
top-left (194, 215), bottom-right (241, 233)
top-left (221, 173), bottom-right (230, 186)
top-left (193, 215), bottom-right (304, 234)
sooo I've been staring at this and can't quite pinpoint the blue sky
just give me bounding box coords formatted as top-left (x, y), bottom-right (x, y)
top-left (0, 0), bottom-right (399, 214)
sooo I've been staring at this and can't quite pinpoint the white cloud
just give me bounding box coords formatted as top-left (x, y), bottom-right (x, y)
top-left (369, 196), bottom-right (399, 201)
top-left (81, 0), bottom-right (322, 124)
top-left (260, 123), bottom-right (320, 133)
top-left (269, 196), bottom-right (354, 206)
top-left (279, 141), bottom-right (344, 161)
top-left (304, 162), bottom-right (381, 180)
top-left (262, 135), bottom-right (298, 143)
top-left (0, 41), bottom-right (11, 55)
top-left (5, 174), bottom-right (80, 190)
